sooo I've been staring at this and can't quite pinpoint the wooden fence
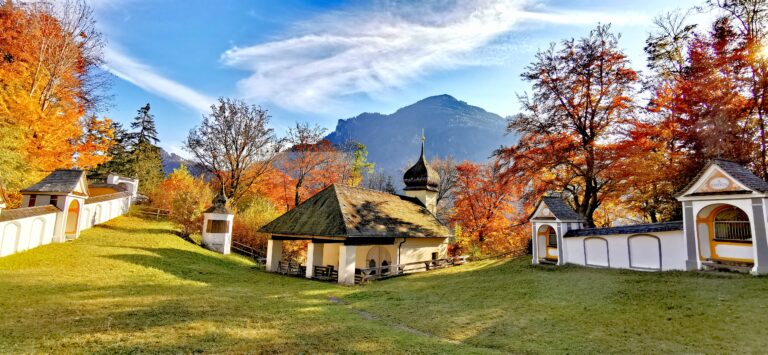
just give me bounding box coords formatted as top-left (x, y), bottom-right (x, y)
top-left (129, 206), bottom-right (170, 220)
top-left (232, 240), bottom-right (266, 268)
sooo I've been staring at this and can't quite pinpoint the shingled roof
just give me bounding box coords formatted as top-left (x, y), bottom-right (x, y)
top-left (531, 196), bottom-right (585, 221)
top-left (679, 159), bottom-right (768, 196)
top-left (20, 170), bottom-right (87, 194)
top-left (259, 184), bottom-right (451, 238)
top-left (564, 221), bottom-right (683, 238)
top-left (0, 205), bottom-right (59, 222)
top-left (85, 191), bottom-right (130, 204)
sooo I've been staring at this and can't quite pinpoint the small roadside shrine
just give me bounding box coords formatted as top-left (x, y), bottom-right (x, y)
top-left (201, 192), bottom-right (234, 254)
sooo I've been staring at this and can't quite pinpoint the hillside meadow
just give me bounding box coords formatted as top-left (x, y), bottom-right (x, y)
top-left (1, 215), bottom-right (768, 353)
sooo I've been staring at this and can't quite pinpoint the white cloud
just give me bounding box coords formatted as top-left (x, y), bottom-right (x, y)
top-left (103, 47), bottom-right (214, 112)
top-left (220, 0), bottom-right (649, 113)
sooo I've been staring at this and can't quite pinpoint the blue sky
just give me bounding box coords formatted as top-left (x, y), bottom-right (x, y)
top-left (90, 0), bottom-right (707, 156)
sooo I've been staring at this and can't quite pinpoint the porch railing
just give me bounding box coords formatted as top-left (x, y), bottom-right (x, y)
top-left (312, 266), bottom-right (339, 282)
top-left (354, 257), bottom-right (466, 284)
top-left (714, 221), bottom-right (752, 242)
top-left (275, 257), bottom-right (468, 284)
top-left (277, 261), bottom-right (306, 277)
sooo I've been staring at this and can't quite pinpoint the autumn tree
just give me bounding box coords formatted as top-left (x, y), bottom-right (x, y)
top-left (281, 122), bottom-right (336, 207)
top-left (347, 142), bottom-right (375, 187)
top-left (231, 196), bottom-right (281, 253)
top-left (450, 162), bottom-right (524, 256)
top-left (185, 97), bottom-right (284, 206)
top-left (75, 115), bottom-right (114, 170)
top-left (0, 1), bottom-right (112, 205)
top-left (431, 156), bottom-right (458, 221)
top-left (709, 0), bottom-right (768, 178)
top-left (497, 24), bottom-right (638, 227)
top-left (150, 165), bottom-right (212, 236)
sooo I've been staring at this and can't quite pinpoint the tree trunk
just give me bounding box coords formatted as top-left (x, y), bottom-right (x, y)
top-left (294, 176), bottom-right (304, 207)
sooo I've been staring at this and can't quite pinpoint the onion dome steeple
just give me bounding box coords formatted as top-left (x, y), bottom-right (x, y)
top-left (205, 188), bottom-right (232, 214)
top-left (403, 130), bottom-right (440, 192)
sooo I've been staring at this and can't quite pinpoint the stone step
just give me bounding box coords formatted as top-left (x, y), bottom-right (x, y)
top-left (702, 261), bottom-right (753, 273)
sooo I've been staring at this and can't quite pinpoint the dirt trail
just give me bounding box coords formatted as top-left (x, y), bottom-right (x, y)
top-left (328, 296), bottom-right (463, 345)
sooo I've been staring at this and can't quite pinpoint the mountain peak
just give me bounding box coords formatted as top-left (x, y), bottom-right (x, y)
top-left (418, 94), bottom-right (459, 104)
top-left (325, 95), bottom-right (519, 190)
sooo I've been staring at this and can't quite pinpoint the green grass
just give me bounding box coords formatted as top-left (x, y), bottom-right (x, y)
top-left (2, 216), bottom-right (768, 353)
top-left (0, 216), bottom-right (484, 353)
top-left (344, 259), bottom-right (768, 353)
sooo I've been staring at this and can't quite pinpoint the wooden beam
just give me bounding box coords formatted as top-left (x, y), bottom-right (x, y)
top-left (343, 237), bottom-right (395, 245)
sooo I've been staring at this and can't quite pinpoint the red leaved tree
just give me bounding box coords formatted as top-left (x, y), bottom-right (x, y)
top-left (496, 24), bottom-right (638, 227)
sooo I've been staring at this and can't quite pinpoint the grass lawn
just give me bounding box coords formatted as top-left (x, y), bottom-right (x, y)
top-left (1, 215), bottom-right (768, 353)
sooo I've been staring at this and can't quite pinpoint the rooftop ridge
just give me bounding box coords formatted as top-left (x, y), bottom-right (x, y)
top-left (575, 220), bottom-right (683, 231)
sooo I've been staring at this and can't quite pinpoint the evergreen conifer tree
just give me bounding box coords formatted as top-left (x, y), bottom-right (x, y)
top-left (128, 103), bottom-right (164, 192)
top-left (88, 122), bottom-right (133, 180)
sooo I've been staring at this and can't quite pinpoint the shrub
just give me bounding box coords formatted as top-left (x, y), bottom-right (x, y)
top-left (150, 165), bottom-right (212, 236)
top-left (231, 197), bottom-right (281, 255)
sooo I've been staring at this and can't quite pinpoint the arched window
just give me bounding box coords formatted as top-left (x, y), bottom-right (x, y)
top-left (381, 260), bottom-right (389, 274)
top-left (542, 226), bottom-right (557, 247)
top-left (366, 246), bottom-right (391, 276)
top-left (714, 207), bottom-right (751, 241)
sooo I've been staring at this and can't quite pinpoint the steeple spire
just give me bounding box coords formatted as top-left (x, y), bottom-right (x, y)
top-left (421, 128), bottom-right (426, 158)
top-left (403, 130), bottom-right (439, 192)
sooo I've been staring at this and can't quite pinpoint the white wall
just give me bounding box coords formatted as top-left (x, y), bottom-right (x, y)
top-left (81, 196), bottom-right (130, 231)
top-left (0, 212), bottom-right (57, 257)
top-left (399, 237), bottom-right (448, 265)
top-left (322, 243), bottom-right (340, 269)
top-left (0, 195), bottom-right (131, 258)
top-left (562, 231), bottom-right (687, 271)
top-left (201, 212), bottom-right (234, 254)
top-left (312, 238), bottom-right (446, 271)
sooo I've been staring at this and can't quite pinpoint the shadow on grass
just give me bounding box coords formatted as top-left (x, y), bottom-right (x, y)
top-left (106, 247), bottom-right (249, 285)
top-left (95, 223), bottom-right (175, 236)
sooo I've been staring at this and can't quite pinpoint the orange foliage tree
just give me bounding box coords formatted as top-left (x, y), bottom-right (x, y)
top-left (497, 24), bottom-right (638, 227)
top-left (630, 11), bottom-right (760, 221)
top-left (279, 123), bottom-right (358, 208)
top-left (450, 162), bottom-right (527, 257)
top-left (149, 165), bottom-right (212, 236)
top-left (0, 1), bottom-right (112, 204)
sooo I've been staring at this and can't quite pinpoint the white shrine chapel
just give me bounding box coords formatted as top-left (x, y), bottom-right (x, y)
top-left (259, 137), bottom-right (453, 285)
top-left (530, 159), bottom-right (768, 274)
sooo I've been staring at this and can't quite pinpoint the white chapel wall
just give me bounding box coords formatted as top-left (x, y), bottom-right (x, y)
top-left (0, 195), bottom-right (131, 258)
top-left (0, 212), bottom-right (57, 257)
top-left (399, 237), bottom-right (448, 265)
top-left (562, 230), bottom-right (686, 271)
